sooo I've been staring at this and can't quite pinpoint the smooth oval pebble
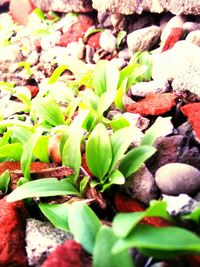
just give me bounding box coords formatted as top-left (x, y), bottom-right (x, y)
top-left (155, 163), bottom-right (200, 196)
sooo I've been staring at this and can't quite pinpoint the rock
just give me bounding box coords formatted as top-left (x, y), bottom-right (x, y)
top-left (0, 196), bottom-right (27, 266)
top-left (127, 26), bottom-right (161, 53)
top-left (31, 0), bottom-right (93, 13)
top-left (172, 63), bottom-right (200, 102)
top-left (152, 41), bottom-right (200, 81)
top-left (129, 13), bottom-right (156, 32)
top-left (161, 27), bottom-right (183, 52)
top-left (186, 30), bottom-right (200, 46)
top-left (26, 218), bottom-right (73, 266)
top-left (155, 163), bottom-right (200, 196)
top-left (123, 165), bottom-right (158, 204)
top-left (122, 112), bottom-right (150, 130)
top-left (87, 32), bottom-right (101, 49)
top-left (162, 194), bottom-right (200, 216)
top-left (160, 15), bottom-right (185, 44)
top-left (66, 40), bottom-right (85, 59)
top-left (9, 0), bottom-right (35, 25)
top-left (130, 80), bottom-right (170, 97)
top-left (42, 240), bottom-right (92, 267)
top-left (99, 30), bottom-right (117, 53)
top-left (118, 48), bottom-right (131, 60)
top-left (59, 14), bottom-right (94, 47)
top-left (183, 22), bottom-right (200, 33)
top-left (92, 0), bottom-right (200, 15)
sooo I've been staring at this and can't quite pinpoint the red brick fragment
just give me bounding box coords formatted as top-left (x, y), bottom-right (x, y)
top-left (181, 103), bottom-right (200, 142)
top-left (162, 27), bottom-right (183, 52)
top-left (87, 32), bottom-right (101, 49)
top-left (186, 255), bottom-right (200, 267)
top-left (59, 15), bottom-right (94, 47)
top-left (26, 85), bottom-right (39, 98)
top-left (9, 0), bottom-right (35, 25)
top-left (125, 93), bottom-right (177, 116)
top-left (42, 240), bottom-right (92, 267)
top-left (0, 196), bottom-right (27, 266)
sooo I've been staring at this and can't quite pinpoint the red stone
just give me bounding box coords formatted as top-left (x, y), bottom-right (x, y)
top-left (0, 196), bottom-right (27, 266)
top-left (125, 93), bottom-right (177, 116)
top-left (87, 32), bottom-right (101, 49)
top-left (9, 0), bottom-right (35, 25)
top-left (42, 240), bottom-right (92, 267)
top-left (162, 27), bottom-right (183, 52)
top-left (181, 103), bottom-right (200, 142)
top-left (26, 85), bottom-right (39, 98)
top-left (186, 255), bottom-right (200, 267)
top-left (59, 15), bottom-right (94, 47)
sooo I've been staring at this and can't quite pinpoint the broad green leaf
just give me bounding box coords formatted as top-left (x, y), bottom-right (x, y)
top-left (110, 116), bottom-right (130, 131)
top-left (0, 143), bottom-right (22, 161)
top-left (118, 63), bottom-right (140, 89)
top-left (12, 126), bottom-right (33, 143)
top-left (109, 127), bottom-right (133, 173)
top-left (62, 127), bottom-right (83, 183)
top-left (92, 60), bottom-right (119, 97)
top-left (20, 133), bottom-right (41, 180)
top-left (93, 226), bottom-right (134, 267)
top-left (113, 212), bottom-right (144, 238)
top-left (79, 176), bottom-right (90, 195)
top-left (39, 203), bottom-right (70, 231)
top-left (32, 97), bottom-right (65, 126)
top-left (48, 65), bottom-right (69, 84)
top-left (97, 90), bottom-right (116, 116)
top-left (68, 202), bottom-right (101, 253)
top-left (0, 130), bottom-right (12, 146)
top-left (6, 178), bottom-right (80, 202)
top-left (80, 89), bottom-right (99, 111)
top-left (112, 224), bottom-right (200, 256)
top-left (119, 145), bottom-right (156, 178)
top-left (101, 170), bottom-right (125, 192)
top-left (33, 135), bottom-right (50, 163)
top-left (141, 117), bottom-right (173, 146)
top-left (0, 170), bottom-right (10, 194)
top-left (117, 31), bottom-right (126, 48)
top-left (113, 201), bottom-right (171, 239)
top-left (86, 123), bottom-right (112, 179)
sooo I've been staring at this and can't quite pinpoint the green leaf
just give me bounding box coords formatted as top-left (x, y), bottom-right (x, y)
top-left (118, 63), bottom-right (140, 89)
top-left (33, 135), bottom-right (50, 163)
top-left (97, 90), bottom-right (116, 116)
top-left (39, 203), bottom-right (70, 231)
top-left (6, 178), bottom-right (80, 202)
top-left (113, 201), bottom-right (171, 239)
top-left (110, 116), bottom-right (130, 131)
top-left (182, 207), bottom-right (200, 224)
top-left (86, 123), bottom-right (112, 179)
top-left (32, 97), bottom-right (65, 126)
top-left (92, 60), bottom-right (119, 97)
top-left (109, 127), bottom-right (133, 173)
top-left (0, 130), bottom-right (12, 146)
top-left (84, 28), bottom-right (104, 39)
top-left (101, 170), bottom-right (125, 192)
top-left (141, 117), bottom-right (173, 146)
top-left (114, 86), bottom-right (125, 110)
top-left (93, 226), bottom-right (134, 267)
top-left (12, 126), bottom-right (33, 143)
top-left (18, 61), bottom-right (32, 77)
top-left (119, 145), bottom-right (156, 178)
top-left (0, 143), bottom-right (22, 161)
top-left (126, 65), bottom-right (147, 90)
top-left (48, 65), bottom-right (69, 84)
top-left (68, 202), bottom-right (101, 254)
top-left (80, 176), bottom-right (90, 196)
top-left (62, 127), bottom-right (83, 183)
top-left (33, 7), bottom-right (45, 20)
top-left (138, 51), bottom-right (152, 81)
top-left (117, 31), bottom-right (126, 48)
top-left (20, 133), bottom-right (41, 180)
top-left (112, 224), bottom-right (200, 257)
top-left (0, 170), bottom-right (10, 194)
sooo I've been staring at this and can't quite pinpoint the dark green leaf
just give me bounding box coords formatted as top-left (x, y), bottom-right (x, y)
top-left (6, 178), bottom-right (80, 202)
top-left (86, 123), bottom-right (112, 179)
top-left (39, 203), bottom-right (70, 231)
top-left (119, 146), bottom-right (156, 178)
top-left (93, 226), bottom-right (134, 267)
top-left (0, 170), bottom-right (10, 194)
top-left (68, 202), bottom-right (101, 253)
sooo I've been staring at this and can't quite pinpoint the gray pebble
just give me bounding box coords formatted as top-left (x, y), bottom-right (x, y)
top-left (26, 218), bottom-right (73, 266)
top-left (155, 163), bottom-right (200, 196)
top-left (100, 30), bottom-right (117, 53)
